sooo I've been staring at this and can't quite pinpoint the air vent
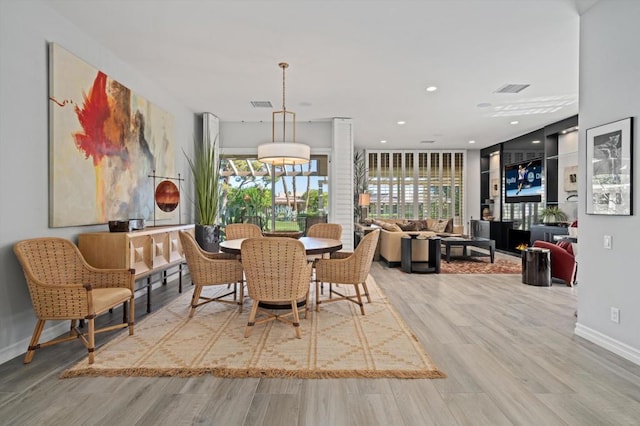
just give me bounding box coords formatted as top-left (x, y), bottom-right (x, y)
top-left (250, 101), bottom-right (273, 108)
top-left (420, 140), bottom-right (436, 144)
top-left (494, 84), bottom-right (530, 94)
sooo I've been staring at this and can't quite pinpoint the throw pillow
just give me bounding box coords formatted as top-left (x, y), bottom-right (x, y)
top-left (409, 219), bottom-right (429, 231)
top-left (426, 218), bottom-right (439, 231)
top-left (444, 218), bottom-right (453, 233)
top-left (381, 222), bottom-right (403, 232)
top-left (399, 222), bottom-right (419, 232)
top-left (556, 240), bottom-right (574, 255)
top-left (432, 220), bottom-right (448, 233)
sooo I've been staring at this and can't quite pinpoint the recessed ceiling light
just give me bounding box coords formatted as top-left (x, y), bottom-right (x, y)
top-left (380, 140), bottom-right (387, 144)
top-left (426, 86), bottom-right (438, 92)
top-left (510, 120), bottom-right (519, 125)
top-left (468, 140), bottom-right (476, 144)
top-left (477, 102), bottom-right (492, 108)
top-left (397, 121), bottom-right (406, 125)
top-left (532, 140), bottom-right (541, 144)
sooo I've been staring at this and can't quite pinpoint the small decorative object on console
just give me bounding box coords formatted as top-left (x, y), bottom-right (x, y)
top-left (108, 219), bottom-right (145, 232)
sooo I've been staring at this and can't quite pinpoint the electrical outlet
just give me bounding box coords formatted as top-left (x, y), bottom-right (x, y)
top-left (611, 307), bottom-right (620, 324)
top-left (604, 235), bottom-right (612, 249)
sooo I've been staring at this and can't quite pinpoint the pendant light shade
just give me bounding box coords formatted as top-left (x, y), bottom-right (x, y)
top-left (257, 62), bottom-right (310, 166)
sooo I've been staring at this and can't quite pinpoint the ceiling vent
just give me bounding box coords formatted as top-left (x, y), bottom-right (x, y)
top-left (494, 84), bottom-right (530, 94)
top-left (420, 140), bottom-right (436, 144)
top-left (250, 101), bottom-right (273, 108)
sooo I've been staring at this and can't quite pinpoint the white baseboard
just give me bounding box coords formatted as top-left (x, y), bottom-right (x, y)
top-left (575, 322), bottom-right (640, 366)
top-left (0, 321), bottom-right (69, 365)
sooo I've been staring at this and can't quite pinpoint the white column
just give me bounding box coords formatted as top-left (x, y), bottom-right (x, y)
top-left (330, 118), bottom-right (354, 250)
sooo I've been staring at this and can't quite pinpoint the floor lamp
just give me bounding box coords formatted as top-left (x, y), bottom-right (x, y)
top-left (358, 193), bottom-right (370, 223)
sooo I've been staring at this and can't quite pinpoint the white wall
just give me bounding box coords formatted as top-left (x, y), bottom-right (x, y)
top-left (574, 1), bottom-right (640, 365)
top-left (0, 1), bottom-right (195, 363)
top-left (557, 131), bottom-right (579, 222)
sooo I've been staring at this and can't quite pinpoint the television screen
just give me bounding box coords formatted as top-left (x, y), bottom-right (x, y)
top-left (504, 158), bottom-right (544, 203)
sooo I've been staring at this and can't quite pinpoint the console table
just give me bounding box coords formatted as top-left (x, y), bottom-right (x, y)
top-left (78, 224), bottom-right (195, 312)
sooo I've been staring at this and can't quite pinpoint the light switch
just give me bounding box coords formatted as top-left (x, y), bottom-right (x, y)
top-left (603, 235), bottom-right (612, 249)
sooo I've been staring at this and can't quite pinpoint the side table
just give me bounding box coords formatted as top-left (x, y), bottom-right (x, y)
top-left (401, 234), bottom-right (441, 274)
top-left (521, 247), bottom-right (551, 286)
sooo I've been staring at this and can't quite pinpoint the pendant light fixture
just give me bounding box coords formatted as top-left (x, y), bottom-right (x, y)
top-left (257, 62), bottom-right (310, 166)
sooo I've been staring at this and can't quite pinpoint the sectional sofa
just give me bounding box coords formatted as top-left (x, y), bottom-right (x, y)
top-left (367, 218), bottom-right (464, 266)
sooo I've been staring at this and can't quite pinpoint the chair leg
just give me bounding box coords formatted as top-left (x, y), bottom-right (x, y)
top-left (24, 319), bottom-right (45, 364)
top-left (238, 280), bottom-right (244, 313)
top-left (87, 317), bottom-right (95, 364)
top-left (315, 279), bottom-right (321, 312)
top-left (244, 301), bottom-right (260, 338)
top-left (189, 285), bottom-right (204, 318)
top-left (361, 281), bottom-right (372, 303)
top-left (291, 301), bottom-right (302, 339)
top-left (354, 284), bottom-right (365, 315)
top-left (128, 296), bottom-right (135, 335)
top-left (304, 290), bottom-right (310, 319)
top-left (69, 319), bottom-right (77, 337)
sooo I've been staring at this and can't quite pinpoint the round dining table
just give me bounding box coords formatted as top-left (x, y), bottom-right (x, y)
top-left (219, 236), bottom-right (342, 310)
top-left (219, 236), bottom-right (343, 256)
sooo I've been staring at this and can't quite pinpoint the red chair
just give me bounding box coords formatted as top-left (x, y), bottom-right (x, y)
top-left (532, 240), bottom-right (576, 286)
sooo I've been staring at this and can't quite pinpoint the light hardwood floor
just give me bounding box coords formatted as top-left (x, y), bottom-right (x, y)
top-left (2, 261), bottom-right (640, 425)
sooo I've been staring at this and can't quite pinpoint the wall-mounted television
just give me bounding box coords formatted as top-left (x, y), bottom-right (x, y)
top-left (504, 158), bottom-right (544, 203)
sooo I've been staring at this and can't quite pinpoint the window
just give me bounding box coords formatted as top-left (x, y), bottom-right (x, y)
top-left (219, 155), bottom-right (329, 231)
top-left (367, 150), bottom-right (465, 226)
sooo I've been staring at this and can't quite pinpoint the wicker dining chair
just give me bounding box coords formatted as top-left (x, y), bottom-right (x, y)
top-left (315, 229), bottom-right (380, 315)
top-left (179, 231), bottom-right (245, 316)
top-left (307, 222), bottom-right (343, 293)
top-left (225, 223), bottom-right (263, 241)
top-left (307, 223), bottom-right (342, 240)
top-left (241, 237), bottom-right (313, 338)
top-left (13, 237), bottom-right (135, 365)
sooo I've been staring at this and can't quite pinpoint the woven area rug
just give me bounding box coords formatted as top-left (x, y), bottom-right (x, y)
top-left (440, 257), bottom-right (521, 274)
top-left (61, 276), bottom-right (445, 379)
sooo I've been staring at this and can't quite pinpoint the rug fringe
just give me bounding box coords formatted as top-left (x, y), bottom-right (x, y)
top-left (60, 367), bottom-right (446, 380)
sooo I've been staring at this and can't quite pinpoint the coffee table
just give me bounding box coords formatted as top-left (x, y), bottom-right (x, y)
top-left (440, 236), bottom-right (495, 263)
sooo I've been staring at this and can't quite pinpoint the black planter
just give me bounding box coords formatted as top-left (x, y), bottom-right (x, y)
top-left (195, 224), bottom-right (220, 253)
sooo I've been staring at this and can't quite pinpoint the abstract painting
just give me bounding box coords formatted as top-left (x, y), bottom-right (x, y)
top-left (49, 43), bottom-right (175, 227)
top-left (586, 117), bottom-right (633, 215)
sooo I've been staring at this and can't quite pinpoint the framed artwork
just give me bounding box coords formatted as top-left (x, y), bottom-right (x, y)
top-left (49, 43), bottom-right (175, 227)
top-left (490, 178), bottom-right (500, 197)
top-left (563, 165), bottom-right (578, 192)
top-left (586, 117), bottom-right (633, 215)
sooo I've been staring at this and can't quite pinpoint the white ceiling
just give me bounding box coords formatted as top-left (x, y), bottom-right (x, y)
top-left (47, 0), bottom-right (596, 150)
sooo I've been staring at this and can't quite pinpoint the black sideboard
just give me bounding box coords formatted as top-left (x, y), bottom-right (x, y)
top-left (470, 220), bottom-right (513, 251)
top-left (529, 224), bottom-right (568, 244)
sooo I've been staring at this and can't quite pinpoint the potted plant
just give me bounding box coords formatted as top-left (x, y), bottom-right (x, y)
top-left (185, 135), bottom-right (222, 252)
top-left (354, 150), bottom-right (368, 222)
top-left (539, 206), bottom-right (568, 224)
